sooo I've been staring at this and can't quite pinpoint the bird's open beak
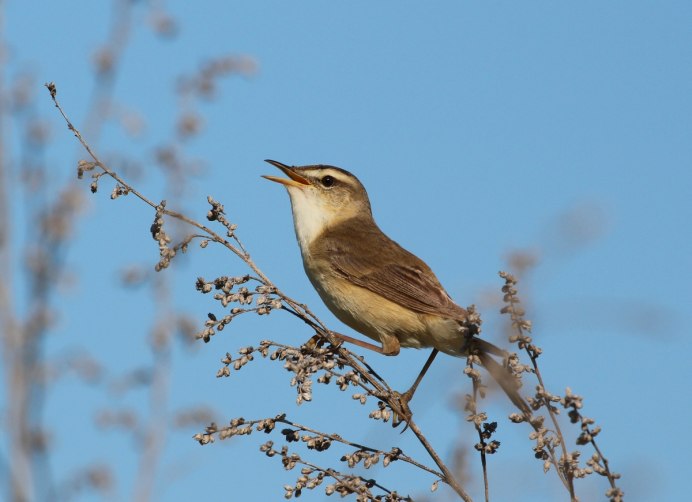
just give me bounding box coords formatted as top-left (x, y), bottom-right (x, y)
top-left (262, 159), bottom-right (311, 188)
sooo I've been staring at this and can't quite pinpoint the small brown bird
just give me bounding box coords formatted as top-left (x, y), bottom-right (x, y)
top-left (263, 160), bottom-right (528, 414)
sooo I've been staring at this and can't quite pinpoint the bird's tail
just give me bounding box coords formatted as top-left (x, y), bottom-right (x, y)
top-left (471, 338), bottom-right (531, 416)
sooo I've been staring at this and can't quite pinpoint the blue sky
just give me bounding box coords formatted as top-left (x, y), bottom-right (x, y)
top-left (3, 1), bottom-right (691, 501)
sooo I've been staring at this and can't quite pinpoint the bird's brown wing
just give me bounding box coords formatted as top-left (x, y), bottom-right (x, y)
top-left (316, 218), bottom-right (468, 321)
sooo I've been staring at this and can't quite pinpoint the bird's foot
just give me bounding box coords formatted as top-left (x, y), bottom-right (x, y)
top-left (391, 389), bottom-right (414, 430)
top-left (303, 333), bottom-right (343, 352)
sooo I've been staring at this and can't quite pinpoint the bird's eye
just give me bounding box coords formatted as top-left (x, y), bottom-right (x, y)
top-left (321, 175), bottom-right (335, 188)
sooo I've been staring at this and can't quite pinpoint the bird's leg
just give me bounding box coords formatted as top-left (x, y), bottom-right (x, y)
top-left (402, 348), bottom-right (439, 404)
top-left (302, 331), bottom-right (425, 427)
top-left (392, 349), bottom-right (439, 427)
top-left (305, 330), bottom-right (397, 355)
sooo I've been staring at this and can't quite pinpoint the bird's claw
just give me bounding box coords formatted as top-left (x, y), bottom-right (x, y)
top-left (302, 334), bottom-right (321, 351)
top-left (303, 333), bottom-right (343, 352)
top-left (391, 390), bottom-right (414, 431)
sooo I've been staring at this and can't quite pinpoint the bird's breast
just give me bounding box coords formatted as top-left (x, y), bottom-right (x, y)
top-left (302, 254), bottom-right (397, 340)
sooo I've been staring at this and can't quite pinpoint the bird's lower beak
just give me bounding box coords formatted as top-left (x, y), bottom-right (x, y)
top-left (262, 159), bottom-right (311, 188)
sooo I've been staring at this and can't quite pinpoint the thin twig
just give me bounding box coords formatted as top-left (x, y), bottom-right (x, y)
top-left (406, 419), bottom-right (472, 502)
top-left (471, 370), bottom-right (490, 502)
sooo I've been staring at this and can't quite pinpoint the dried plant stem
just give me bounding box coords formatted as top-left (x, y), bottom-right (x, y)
top-left (472, 383), bottom-right (490, 502)
top-left (527, 354), bottom-right (574, 497)
top-left (325, 346), bottom-right (472, 500)
top-left (47, 82), bottom-right (473, 501)
top-left (479, 436), bottom-right (489, 502)
top-left (592, 440), bottom-right (619, 495)
top-left (334, 353), bottom-right (472, 500)
top-left (47, 83), bottom-right (314, 328)
top-left (0, 14), bottom-right (32, 502)
top-left (82, 0), bottom-right (133, 143)
top-left (565, 388), bottom-right (621, 498)
top-left (132, 278), bottom-right (172, 502)
top-left (239, 415), bottom-right (445, 479)
top-left (500, 272), bottom-right (575, 499)
top-left (407, 419), bottom-right (472, 502)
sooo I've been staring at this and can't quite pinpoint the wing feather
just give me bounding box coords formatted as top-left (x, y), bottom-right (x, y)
top-left (315, 218), bottom-right (468, 321)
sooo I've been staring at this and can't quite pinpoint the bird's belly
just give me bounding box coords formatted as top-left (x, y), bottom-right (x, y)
top-left (308, 271), bottom-right (400, 342)
top-left (417, 314), bottom-right (468, 356)
top-left (305, 266), bottom-right (466, 356)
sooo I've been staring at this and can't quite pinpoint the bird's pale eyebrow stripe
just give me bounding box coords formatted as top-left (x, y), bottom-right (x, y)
top-left (315, 170), bottom-right (349, 183)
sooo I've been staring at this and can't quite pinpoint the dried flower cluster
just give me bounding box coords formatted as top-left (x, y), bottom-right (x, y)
top-left (177, 55), bottom-right (258, 101)
top-left (194, 414), bottom-right (430, 501)
top-left (195, 276), bottom-right (283, 342)
top-left (209, 339), bottom-right (393, 418)
top-left (500, 271), bottom-right (623, 501)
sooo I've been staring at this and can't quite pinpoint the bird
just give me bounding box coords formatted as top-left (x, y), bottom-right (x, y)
top-left (262, 159), bottom-right (529, 416)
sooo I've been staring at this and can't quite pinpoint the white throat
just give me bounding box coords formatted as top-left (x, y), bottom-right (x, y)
top-left (285, 186), bottom-right (333, 252)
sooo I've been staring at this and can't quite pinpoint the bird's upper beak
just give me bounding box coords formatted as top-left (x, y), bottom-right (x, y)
top-left (262, 159), bottom-right (311, 188)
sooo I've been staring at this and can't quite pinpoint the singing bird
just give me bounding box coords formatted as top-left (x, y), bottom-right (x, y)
top-left (263, 160), bottom-right (528, 414)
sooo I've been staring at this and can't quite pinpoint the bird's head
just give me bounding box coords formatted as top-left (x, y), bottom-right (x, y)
top-left (263, 159), bottom-right (372, 248)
